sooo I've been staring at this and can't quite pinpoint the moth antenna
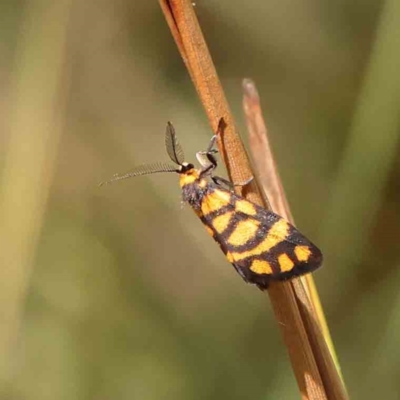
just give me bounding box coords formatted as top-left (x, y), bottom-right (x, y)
top-left (99, 162), bottom-right (177, 186)
top-left (165, 122), bottom-right (185, 165)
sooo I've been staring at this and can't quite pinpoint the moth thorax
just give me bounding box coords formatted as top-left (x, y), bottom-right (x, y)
top-left (180, 174), bottom-right (208, 209)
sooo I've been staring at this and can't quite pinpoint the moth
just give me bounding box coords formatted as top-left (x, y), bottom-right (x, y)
top-left (100, 120), bottom-right (322, 289)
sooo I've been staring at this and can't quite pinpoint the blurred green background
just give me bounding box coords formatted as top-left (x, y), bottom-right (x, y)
top-left (1, 0), bottom-right (400, 399)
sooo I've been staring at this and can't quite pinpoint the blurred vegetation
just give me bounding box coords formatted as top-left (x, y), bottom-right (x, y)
top-left (0, 0), bottom-right (399, 399)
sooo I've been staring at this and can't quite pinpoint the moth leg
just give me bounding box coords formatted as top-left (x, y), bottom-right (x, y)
top-left (212, 175), bottom-right (254, 190)
top-left (197, 134), bottom-right (218, 167)
top-left (198, 118), bottom-right (227, 175)
top-left (212, 176), bottom-right (234, 190)
top-left (235, 176), bottom-right (254, 186)
top-left (206, 134), bottom-right (218, 153)
top-left (204, 118), bottom-right (226, 153)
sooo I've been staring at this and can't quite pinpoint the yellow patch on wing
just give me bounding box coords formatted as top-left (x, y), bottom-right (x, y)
top-left (205, 226), bottom-right (214, 237)
top-left (235, 200), bottom-right (257, 216)
top-left (201, 189), bottom-right (232, 215)
top-left (294, 245), bottom-right (311, 262)
top-left (230, 218), bottom-right (289, 261)
top-left (228, 219), bottom-right (260, 246)
top-left (226, 252), bottom-right (234, 263)
top-left (250, 260), bottom-right (273, 275)
top-left (278, 253), bottom-right (294, 272)
top-left (213, 211), bottom-right (234, 234)
top-left (269, 218), bottom-right (290, 241)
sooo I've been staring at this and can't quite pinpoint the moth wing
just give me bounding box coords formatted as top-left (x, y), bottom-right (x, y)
top-left (200, 191), bottom-right (322, 290)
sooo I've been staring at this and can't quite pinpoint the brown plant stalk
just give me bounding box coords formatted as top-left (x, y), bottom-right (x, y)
top-left (243, 79), bottom-right (347, 398)
top-left (159, 1), bottom-right (347, 399)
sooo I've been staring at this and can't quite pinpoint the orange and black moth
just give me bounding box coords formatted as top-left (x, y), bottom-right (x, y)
top-left (101, 120), bottom-right (323, 290)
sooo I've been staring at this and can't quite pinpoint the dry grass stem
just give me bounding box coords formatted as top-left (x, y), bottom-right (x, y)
top-left (243, 79), bottom-right (348, 399)
top-left (159, 1), bottom-right (348, 399)
top-left (159, 0), bottom-right (261, 204)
